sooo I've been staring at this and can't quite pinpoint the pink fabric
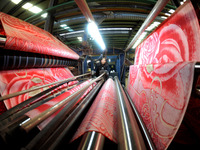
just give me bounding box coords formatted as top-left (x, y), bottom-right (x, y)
top-left (0, 68), bottom-right (74, 109)
top-left (127, 1), bottom-right (200, 149)
top-left (26, 79), bottom-right (96, 130)
top-left (135, 1), bottom-right (200, 65)
top-left (72, 78), bottom-right (118, 143)
top-left (0, 12), bottom-right (79, 60)
top-left (127, 62), bottom-right (195, 149)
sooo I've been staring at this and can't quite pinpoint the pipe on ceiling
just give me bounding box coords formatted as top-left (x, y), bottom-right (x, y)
top-left (52, 12), bottom-right (163, 29)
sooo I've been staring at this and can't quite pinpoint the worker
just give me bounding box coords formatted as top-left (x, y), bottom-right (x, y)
top-left (95, 57), bottom-right (110, 77)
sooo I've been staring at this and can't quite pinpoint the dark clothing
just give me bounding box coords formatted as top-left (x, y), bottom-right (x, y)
top-left (95, 62), bottom-right (110, 77)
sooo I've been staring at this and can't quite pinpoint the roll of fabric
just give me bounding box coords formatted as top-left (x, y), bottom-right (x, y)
top-left (0, 67), bottom-right (74, 109)
top-left (0, 12), bottom-right (79, 60)
top-left (0, 49), bottom-right (77, 70)
top-left (72, 78), bottom-right (118, 143)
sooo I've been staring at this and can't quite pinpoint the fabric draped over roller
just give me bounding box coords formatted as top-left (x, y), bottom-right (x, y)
top-left (72, 78), bottom-right (118, 143)
top-left (0, 12), bottom-right (79, 60)
top-left (127, 1), bottom-right (200, 149)
top-left (0, 68), bottom-right (74, 109)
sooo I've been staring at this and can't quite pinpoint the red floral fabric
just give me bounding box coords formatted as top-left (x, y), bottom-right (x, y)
top-left (26, 79), bottom-right (96, 130)
top-left (127, 1), bottom-right (200, 150)
top-left (0, 68), bottom-right (74, 109)
top-left (127, 62), bottom-right (195, 149)
top-left (135, 1), bottom-right (200, 65)
top-left (72, 78), bottom-right (118, 143)
top-left (0, 12), bottom-right (79, 60)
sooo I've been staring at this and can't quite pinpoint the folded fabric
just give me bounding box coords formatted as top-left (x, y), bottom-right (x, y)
top-left (26, 79), bottom-right (96, 130)
top-left (0, 67), bottom-right (74, 109)
top-left (72, 78), bottom-right (118, 143)
top-left (127, 62), bottom-right (195, 149)
top-left (0, 12), bottom-right (79, 60)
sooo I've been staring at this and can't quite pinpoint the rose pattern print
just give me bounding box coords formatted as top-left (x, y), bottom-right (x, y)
top-left (0, 12), bottom-right (79, 60)
top-left (72, 78), bottom-right (118, 143)
top-left (135, 2), bottom-right (200, 65)
top-left (26, 79), bottom-right (96, 130)
top-left (127, 62), bottom-right (195, 149)
top-left (128, 1), bottom-right (200, 150)
top-left (0, 68), bottom-right (74, 109)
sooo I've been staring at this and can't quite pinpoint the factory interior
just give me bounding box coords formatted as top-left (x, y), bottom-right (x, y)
top-left (0, 0), bottom-right (200, 149)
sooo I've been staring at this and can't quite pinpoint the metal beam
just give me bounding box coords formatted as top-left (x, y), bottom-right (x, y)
top-left (125, 0), bottom-right (170, 51)
top-left (44, 0), bottom-right (58, 33)
top-left (74, 0), bottom-right (95, 22)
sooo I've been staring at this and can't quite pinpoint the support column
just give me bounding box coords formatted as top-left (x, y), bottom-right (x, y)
top-left (44, 0), bottom-right (58, 33)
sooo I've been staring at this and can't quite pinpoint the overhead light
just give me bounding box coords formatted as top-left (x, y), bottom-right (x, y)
top-left (11, 0), bottom-right (22, 4)
top-left (165, 13), bottom-right (171, 16)
top-left (60, 24), bottom-right (67, 27)
top-left (169, 9), bottom-right (175, 13)
top-left (68, 29), bottom-right (74, 32)
top-left (77, 37), bottom-right (82, 42)
top-left (22, 2), bottom-right (33, 9)
top-left (180, 2), bottom-right (184, 5)
top-left (99, 28), bottom-right (132, 31)
top-left (60, 30), bottom-right (84, 36)
top-left (41, 13), bottom-right (48, 18)
top-left (108, 59), bottom-right (111, 62)
top-left (64, 26), bottom-right (70, 29)
top-left (87, 21), bottom-right (106, 50)
top-left (153, 21), bottom-right (161, 26)
top-left (161, 16), bottom-right (167, 19)
top-left (29, 6), bottom-right (42, 14)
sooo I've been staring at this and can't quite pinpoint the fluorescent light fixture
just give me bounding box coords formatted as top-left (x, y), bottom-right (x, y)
top-left (165, 13), bottom-right (171, 16)
top-left (132, 32), bottom-right (147, 49)
top-left (153, 21), bottom-right (161, 26)
top-left (108, 59), bottom-right (111, 62)
top-left (11, 0), bottom-right (22, 4)
top-left (41, 13), bottom-right (48, 18)
top-left (169, 9), bottom-right (175, 13)
top-left (29, 6), bottom-right (42, 14)
top-left (22, 2), bottom-right (33, 9)
top-left (60, 24), bottom-right (67, 27)
top-left (60, 30), bottom-right (84, 36)
top-left (161, 16), bottom-right (167, 19)
top-left (87, 21), bottom-right (106, 50)
top-left (68, 29), bottom-right (74, 32)
top-left (99, 28), bottom-right (132, 31)
top-left (64, 26), bottom-right (70, 29)
top-left (77, 37), bottom-right (82, 41)
top-left (180, 2), bottom-right (184, 5)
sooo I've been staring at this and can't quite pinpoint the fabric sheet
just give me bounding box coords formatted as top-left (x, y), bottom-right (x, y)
top-left (0, 12), bottom-right (79, 60)
top-left (134, 1), bottom-right (200, 65)
top-left (72, 78), bottom-right (118, 143)
top-left (127, 62), bottom-right (195, 149)
top-left (127, 1), bottom-right (200, 149)
top-left (26, 79), bottom-right (96, 130)
top-left (0, 49), bottom-right (77, 70)
top-left (0, 67), bottom-right (74, 109)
